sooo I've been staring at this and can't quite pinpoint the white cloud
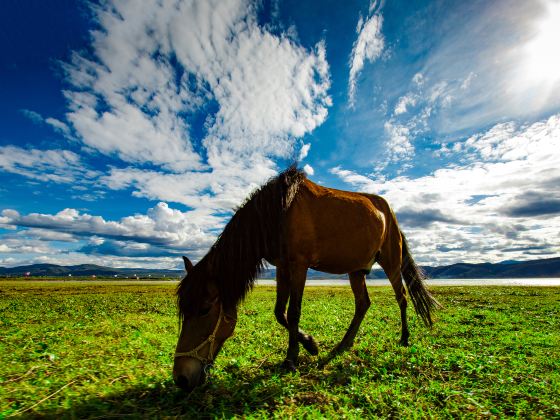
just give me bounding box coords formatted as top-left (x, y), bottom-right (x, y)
top-left (460, 72), bottom-right (476, 90)
top-left (0, 202), bottom-right (218, 252)
top-left (1, 222), bottom-right (189, 268)
top-left (44, 117), bottom-right (72, 137)
top-left (23, 0), bottom-right (334, 240)
top-left (101, 160), bottom-right (277, 212)
top-left (383, 121), bottom-right (414, 161)
top-left (24, 228), bottom-right (78, 242)
top-left (20, 109), bottom-right (43, 124)
top-left (370, 120), bottom-right (414, 174)
top-left (0, 249), bottom-right (183, 269)
top-left (61, 0), bottom-right (331, 174)
top-left (412, 72), bottom-right (424, 86)
top-left (332, 113), bottom-right (560, 264)
top-left (0, 234), bottom-right (56, 255)
top-left (0, 146), bottom-right (99, 184)
top-left (0, 0), bottom-right (335, 268)
top-left (348, 11), bottom-right (384, 106)
top-left (303, 164), bottom-right (314, 175)
top-left (19, 110), bottom-right (73, 138)
top-left (394, 94), bottom-right (417, 115)
top-left (299, 143), bottom-right (311, 160)
top-left (372, 73), bottom-right (461, 173)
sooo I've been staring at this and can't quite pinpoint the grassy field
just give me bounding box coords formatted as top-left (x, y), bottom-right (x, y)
top-left (0, 281), bottom-right (558, 418)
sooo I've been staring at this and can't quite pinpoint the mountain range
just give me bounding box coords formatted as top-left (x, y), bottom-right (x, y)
top-left (1, 257), bottom-right (559, 279)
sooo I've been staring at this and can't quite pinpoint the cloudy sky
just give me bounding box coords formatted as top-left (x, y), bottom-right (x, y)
top-left (1, 0), bottom-right (559, 269)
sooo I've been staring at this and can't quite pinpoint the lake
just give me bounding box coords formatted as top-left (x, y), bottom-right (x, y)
top-left (257, 278), bottom-right (560, 287)
top-left (3, 278), bottom-right (560, 287)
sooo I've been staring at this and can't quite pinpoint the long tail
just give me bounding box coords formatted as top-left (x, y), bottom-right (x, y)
top-left (400, 231), bottom-right (441, 327)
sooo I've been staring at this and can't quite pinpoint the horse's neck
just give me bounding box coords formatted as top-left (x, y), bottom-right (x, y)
top-left (200, 251), bottom-right (216, 275)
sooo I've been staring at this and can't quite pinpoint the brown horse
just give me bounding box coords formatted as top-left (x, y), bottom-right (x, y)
top-left (173, 166), bottom-right (440, 391)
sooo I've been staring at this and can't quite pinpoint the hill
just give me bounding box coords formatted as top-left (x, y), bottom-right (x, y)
top-left (0, 263), bottom-right (181, 278)
top-left (1, 257), bottom-right (559, 279)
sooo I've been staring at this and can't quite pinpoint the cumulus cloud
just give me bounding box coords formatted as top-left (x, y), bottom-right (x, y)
top-left (0, 241), bottom-right (53, 255)
top-left (348, 8), bottom-right (384, 106)
top-left (61, 0), bottom-right (330, 174)
top-left (101, 162), bottom-right (277, 212)
top-left (303, 164), bottom-right (315, 175)
top-left (0, 202), bottom-right (219, 256)
top-left (0, 0), bottom-right (335, 267)
top-left (332, 113), bottom-right (560, 264)
top-left (0, 200), bottom-right (231, 267)
top-left (9, 0), bottom-right (331, 239)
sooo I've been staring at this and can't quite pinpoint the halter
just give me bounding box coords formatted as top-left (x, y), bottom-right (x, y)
top-left (174, 304), bottom-right (235, 364)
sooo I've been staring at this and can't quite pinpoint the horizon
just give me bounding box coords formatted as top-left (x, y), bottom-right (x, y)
top-left (2, 254), bottom-right (559, 271)
top-left (1, 0), bottom-right (559, 269)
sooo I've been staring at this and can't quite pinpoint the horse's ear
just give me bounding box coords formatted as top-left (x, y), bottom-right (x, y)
top-left (182, 256), bottom-right (194, 273)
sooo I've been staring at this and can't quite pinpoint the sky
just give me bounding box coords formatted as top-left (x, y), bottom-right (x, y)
top-left (1, 0), bottom-right (559, 269)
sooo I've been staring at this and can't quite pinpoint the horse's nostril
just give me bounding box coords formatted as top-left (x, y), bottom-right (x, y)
top-left (174, 374), bottom-right (190, 391)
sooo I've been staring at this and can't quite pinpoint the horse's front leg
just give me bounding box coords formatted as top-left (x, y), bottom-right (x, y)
top-left (282, 265), bottom-right (308, 371)
top-left (275, 266), bottom-right (318, 357)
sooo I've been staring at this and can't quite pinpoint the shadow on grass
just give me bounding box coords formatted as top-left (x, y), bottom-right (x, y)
top-left (35, 359), bottom-right (337, 418)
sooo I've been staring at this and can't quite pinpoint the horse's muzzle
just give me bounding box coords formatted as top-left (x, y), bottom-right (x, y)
top-left (173, 361), bottom-right (207, 392)
top-left (174, 374), bottom-right (194, 392)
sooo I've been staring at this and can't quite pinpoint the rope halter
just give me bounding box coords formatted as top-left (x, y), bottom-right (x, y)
top-left (174, 304), bottom-right (235, 365)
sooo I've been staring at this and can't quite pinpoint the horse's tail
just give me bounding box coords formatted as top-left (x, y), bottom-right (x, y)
top-left (400, 231), bottom-right (441, 327)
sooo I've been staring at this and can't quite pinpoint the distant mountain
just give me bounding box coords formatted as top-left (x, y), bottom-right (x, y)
top-left (1, 257), bottom-right (559, 279)
top-left (420, 257), bottom-right (560, 279)
top-left (0, 263), bottom-right (182, 278)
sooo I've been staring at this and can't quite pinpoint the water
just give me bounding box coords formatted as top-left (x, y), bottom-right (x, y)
top-left (4, 278), bottom-right (560, 287)
top-left (256, 278), bottom-right (560, 287)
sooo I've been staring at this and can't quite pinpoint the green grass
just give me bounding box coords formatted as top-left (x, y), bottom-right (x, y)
top-left (0, 281), bottom-right (559, 418)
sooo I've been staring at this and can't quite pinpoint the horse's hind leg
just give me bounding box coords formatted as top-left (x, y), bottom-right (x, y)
top-left (378, 246), bottom-right (409, 346)
top-left (274, 265), bottom-right (319, 357)
top-left (330, 271), bottom-right (371, 355)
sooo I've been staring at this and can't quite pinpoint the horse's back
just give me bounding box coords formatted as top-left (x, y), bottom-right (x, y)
top-left (285, 179), bottom-right (390, 274)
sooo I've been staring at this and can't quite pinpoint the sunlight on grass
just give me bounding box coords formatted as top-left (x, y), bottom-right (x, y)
top-left (0, 282), bottom-right (558, 417)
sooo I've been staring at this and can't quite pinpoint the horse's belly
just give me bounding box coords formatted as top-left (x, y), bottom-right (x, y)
top-left (309, 234), bottom-right (380, 275)
top-left (286, 190), bottom-right (386, 274)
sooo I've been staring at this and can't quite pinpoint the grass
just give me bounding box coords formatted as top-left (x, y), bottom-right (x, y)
top-left (0, 281), bottom-right (559, 418)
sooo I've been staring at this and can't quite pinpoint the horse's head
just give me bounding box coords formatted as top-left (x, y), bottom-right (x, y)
top-left (173, 256), bottom-right (237, 392)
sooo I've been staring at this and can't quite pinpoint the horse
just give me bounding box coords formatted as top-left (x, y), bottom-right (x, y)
top-left (173, 165), bottom-right (440, 392)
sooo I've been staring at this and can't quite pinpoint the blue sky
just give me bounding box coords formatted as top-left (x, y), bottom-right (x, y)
top-left (1, 0), bottom-right (559, 269)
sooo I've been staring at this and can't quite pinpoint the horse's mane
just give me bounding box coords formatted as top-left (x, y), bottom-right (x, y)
top-left (177, 165), bottom-right (306, 319)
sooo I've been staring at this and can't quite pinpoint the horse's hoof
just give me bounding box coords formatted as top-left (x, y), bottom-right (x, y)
top-left (332, 340), bottom-right (353, 355)
top-left (280, 359), bottom-right (297, 372)
top-left (399, 338), bottom-right (409, 347)
top-left (302, 336), bottom-right (319, 356)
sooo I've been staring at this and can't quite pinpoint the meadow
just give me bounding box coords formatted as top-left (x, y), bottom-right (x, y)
top-left (0, 280), bottom-right (558, 418)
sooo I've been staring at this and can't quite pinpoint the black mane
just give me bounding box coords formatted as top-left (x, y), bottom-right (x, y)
top-left (177, 165), bottom-right (306, 319)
